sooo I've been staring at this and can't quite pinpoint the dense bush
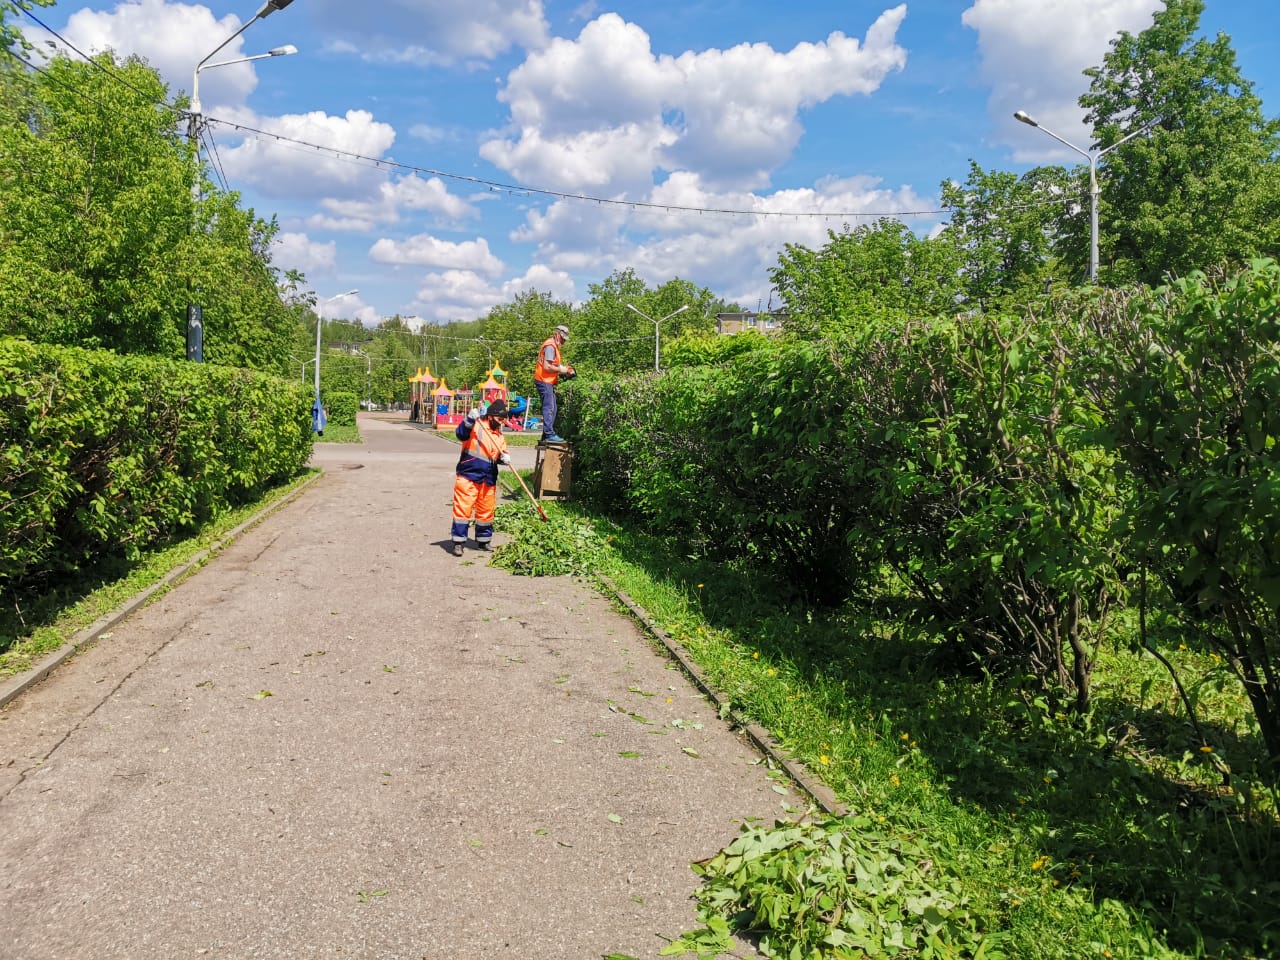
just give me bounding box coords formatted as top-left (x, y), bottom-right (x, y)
top-left (326, 390), bottom-right (358, 427)
top-left (0, 337), bottom-right (312, 587)
top-left (563, 261), bottom-right (1280, 756)
top-left (1090, 260), bottom-right (1280, 759)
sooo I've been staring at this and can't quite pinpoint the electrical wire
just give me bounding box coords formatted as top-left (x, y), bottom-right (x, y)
top-left (202, 126), bottom-right (230, 192)
top-left (19, 7), bottom-right (175, 108)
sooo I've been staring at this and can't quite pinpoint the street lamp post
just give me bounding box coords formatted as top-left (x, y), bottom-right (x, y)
top-left (1013, 109), bottom-right (1150, 283)
top-left (626, 303), bottom-right (689, 372)
top-left (353, 347), bottom-right (372, 409)
top-left (288, 353), bottom-right (314, 384)
top-left (186, 0), bottom-right (297, 362)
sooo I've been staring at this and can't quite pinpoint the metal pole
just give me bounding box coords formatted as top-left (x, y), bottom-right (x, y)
top-left (1014, 109), bottom-right (1151, 285)
top-left (313, 313), bottom-right (322, 396)
top-left (653, 320), bottom-right (660, 372)
top-left (1088, 157), bottom-right (1100, 283)
top-left (186, 4), bottom-right (295, 362)
top-left (186, 107), bottom-right (203, 361)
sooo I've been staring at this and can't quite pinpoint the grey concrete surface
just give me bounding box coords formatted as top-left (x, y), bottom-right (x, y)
top-left (0, 413), bottom-right (799, 960)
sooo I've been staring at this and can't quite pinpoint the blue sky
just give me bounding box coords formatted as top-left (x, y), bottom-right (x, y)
top-left (21, 0), bottom-right (1280, 326)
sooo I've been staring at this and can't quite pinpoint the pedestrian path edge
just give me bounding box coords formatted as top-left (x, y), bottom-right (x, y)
top-left (597, 574), bottom-right (847, 818)
top-left (0, 471), bottom-right (323, 710)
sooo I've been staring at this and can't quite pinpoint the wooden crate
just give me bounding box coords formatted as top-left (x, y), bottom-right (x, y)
top-left (534, 442), bottom-right (573, 500)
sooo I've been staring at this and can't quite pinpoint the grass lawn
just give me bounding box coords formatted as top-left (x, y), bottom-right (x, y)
top-left (491, 500), bottom-right (1280, 960)
top-left (315, 422), bottom-right (361, 443)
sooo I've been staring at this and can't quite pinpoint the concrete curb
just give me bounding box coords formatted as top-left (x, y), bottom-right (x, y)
top-left (597, 574), bottom-right (847, 818)
top-left (0, 471), bottom-right (323, 711)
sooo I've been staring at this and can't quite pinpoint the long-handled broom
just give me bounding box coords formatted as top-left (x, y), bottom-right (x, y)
top-left (505, 461), bottom-right (549, 522)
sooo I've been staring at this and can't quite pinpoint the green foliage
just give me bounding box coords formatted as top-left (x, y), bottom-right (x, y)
top-left (664, 329), bottom-right (778, 368)
top-left (1076, 0), bottom-right (1280, 284)
top-left (326, 391), bottom-right (358, 427)
top-left (0, 337), bottom-right (311, 587)
top-left (489, 500), bottom-right (605, 577)
top-left (0, 2), bottom-right (55, 50)
top-left (667, 817), bottom-right (1005, 959)
top-left (0, 52), bottom-right (296, 369)
top-left (1092, 259), bottom-right (1280, 758)
top-left (939, 161), bottom-right (1072, 308)
top-left (770, 220), bottom-right (966, 339)
top-left (572, 270), bottom-right (720, 377)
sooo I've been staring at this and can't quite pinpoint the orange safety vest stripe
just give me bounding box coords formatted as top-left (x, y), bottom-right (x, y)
top-left (535, 337), bottom-right (561, 385)
top-left (462, 420), bottom-right (506, 464)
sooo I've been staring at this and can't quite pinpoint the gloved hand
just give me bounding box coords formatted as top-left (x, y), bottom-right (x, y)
top-left (561, 366), bottom-right (577, 381)
top-left (498, 452), bottom-right (512, 466)
top-left (467, 408), bottom-right (481, 421)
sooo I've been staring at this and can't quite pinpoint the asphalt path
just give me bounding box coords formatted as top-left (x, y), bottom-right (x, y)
top-left (0, 413), bottom-right (797, 960)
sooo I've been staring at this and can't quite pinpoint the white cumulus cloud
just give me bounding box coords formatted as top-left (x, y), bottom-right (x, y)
top-left (27, 0), bottom-right (262, 109)
top-left (210, 107), bottom-right (398, 200)
top-left (481, 6), bottom-right (908, 194)
top-left (961, 0), bottom-right (1163, 161)
top-left (409, 265), bottom-right (575, 324)
top-left (370, 234), bottom-right (505, 276)
top-left (305, 0), bottom-right (549, 66)
top-left (272, 231), bottom-right (337, 277)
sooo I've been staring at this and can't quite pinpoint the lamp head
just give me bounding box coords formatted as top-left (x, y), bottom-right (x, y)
top-left (269, 44), bottom-right (298, 56)
top-left (256, 0), bottom-right (295, 17)
top-left (1013, 110), bottom-right (1038, 127)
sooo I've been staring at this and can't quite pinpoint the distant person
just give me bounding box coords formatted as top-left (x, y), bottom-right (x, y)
top-left (449, 398), bottom-right (511, 557)
top-left (534, 324), bottom-right (574, 443)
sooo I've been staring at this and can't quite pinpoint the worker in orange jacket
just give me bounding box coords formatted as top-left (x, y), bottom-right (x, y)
top-left (449, 398), bottom-right (511, 556)
top-left (534, 324), bottom-right (574, 443)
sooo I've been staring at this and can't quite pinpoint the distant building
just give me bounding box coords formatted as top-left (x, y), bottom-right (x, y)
top-left (715, 311), bottom-right (786, 336)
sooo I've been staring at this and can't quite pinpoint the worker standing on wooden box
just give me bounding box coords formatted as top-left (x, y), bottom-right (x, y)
top-left (534, 324), bottom-right (574, 443)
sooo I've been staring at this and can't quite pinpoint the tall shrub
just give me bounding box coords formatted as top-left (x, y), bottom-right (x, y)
top-left (1094, 260), bottom-right (1280, 758)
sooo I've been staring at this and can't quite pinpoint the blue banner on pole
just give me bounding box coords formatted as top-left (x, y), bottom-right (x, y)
top-left (311, 393), bottom-right (327, 435)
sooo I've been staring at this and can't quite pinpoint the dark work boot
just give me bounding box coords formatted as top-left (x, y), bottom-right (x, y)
top-left (476, 541), bottom-right (491, 551)
top-left (451, 541), bottom-right (465, 557)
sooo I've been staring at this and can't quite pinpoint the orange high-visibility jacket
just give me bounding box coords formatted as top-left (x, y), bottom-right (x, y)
top-left (534, 336), bottom-right (562, 385)
top-left (455, 416), bottom-right (508, 485)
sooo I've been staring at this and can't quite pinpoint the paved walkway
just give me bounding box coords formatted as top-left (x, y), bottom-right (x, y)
top-left (0, 414), bottom-right (796, 960)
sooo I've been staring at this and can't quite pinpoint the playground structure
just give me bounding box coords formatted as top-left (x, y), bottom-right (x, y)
top-left (407, 367), bottom-right (437, 424)
top-left (407, 360), bottom-right (537, 432)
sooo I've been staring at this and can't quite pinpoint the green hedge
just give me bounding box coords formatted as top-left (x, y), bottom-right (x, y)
top-left (561, 260), bottom-right (1280, 758)
top-left (326, 390), bottom-right (358, 427)
top-left (0, 338), bottom-right (312, 586)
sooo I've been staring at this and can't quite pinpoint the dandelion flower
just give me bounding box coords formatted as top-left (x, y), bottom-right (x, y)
top-left (753, 652), bottom-right (759, 659)
top-left (889, 774), bottom-right (901, 787)
top-left (697, 583), bottom-right (704, 589)
top-left (901, 732), bottom-right (910, 741)
top-left (819, 755), bottom-right (830, 765)
top-left (1031, 856), bottom-right (1050, 871)
top-left (1199, 745), bottom-right (1214, 753)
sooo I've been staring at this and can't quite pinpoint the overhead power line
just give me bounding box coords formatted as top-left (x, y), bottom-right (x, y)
top-left (206, 116), bottom-right (955, 220)
top-left (19, 7), bottom-right (174, 108)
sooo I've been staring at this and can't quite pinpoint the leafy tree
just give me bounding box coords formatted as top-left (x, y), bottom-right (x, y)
top-left (0, 51), bottom-right (296, 368)
top-left (770, 219), bottom-right (966, 339)
top-left (574, 270), bottom-right (717, 377)
top-left (0, 1), bottom-right (55, 51)
top-left (939, 161), bottom-right (1072, 307)
top-left (1077, 0), bottom-right (1280, 284)
top-left (474, 289), bottom-right (573, 396)
top-left (0, 54), bottom-right (188, 353)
